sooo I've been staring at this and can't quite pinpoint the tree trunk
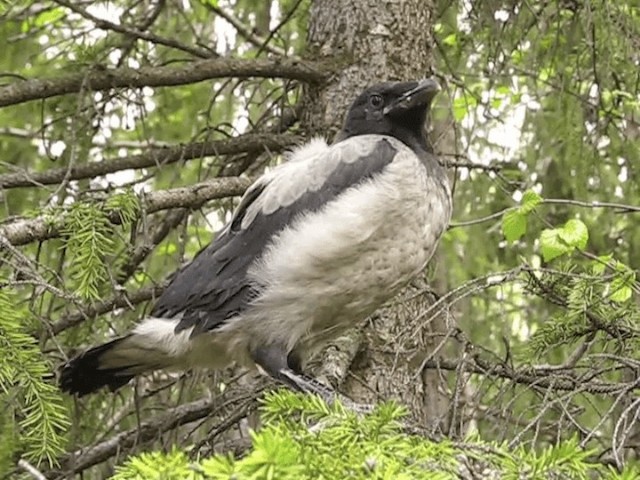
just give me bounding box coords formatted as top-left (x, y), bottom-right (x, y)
top-left (304, 0), bottom-right (451, 433)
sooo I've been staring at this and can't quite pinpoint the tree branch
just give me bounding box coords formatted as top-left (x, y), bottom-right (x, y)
top-left (438, 152), bottom-right (519, 172)
top-left (419, 355), bottom-right (638, 396)
top-left (47, 283), bottom-right (166, 337)
top-left (0, 132), bottom-right (299, 189)
top-left (0, 58), bottom-right (330, 108)
top-left (1, 176), bottom-right (252, 246)
top-left (115, 208), bottom-right (190, 284)
top-left (52, 389), bottom-right (260, 477)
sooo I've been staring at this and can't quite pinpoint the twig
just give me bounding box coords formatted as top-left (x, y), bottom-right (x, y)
top-left (17, 459), bottom-right (47, 480)
top-left (543, 198), bottom-right (640, 213)
top-left (438, 152), bottom-right (519, 172)
top-left (449, 197), bottom-right (640, 229)
top-left (116, 209), bottom-right (190, 284)
top-left (53, 0), bottom-right (214, 59)
top-left (449, 208), bottom-right (513, 228)
top-left (209, 5), bottom-right (287, 57)
top-left (256, 0), bottom-right (305, 57)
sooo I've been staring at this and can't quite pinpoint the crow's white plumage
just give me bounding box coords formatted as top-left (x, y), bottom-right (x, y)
top-left (60, 79), bottom-right (452, 397)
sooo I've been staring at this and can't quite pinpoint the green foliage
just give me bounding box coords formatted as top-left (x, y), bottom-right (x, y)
top-left (105, 190), bottom-right (141, 227)
top-left (0, 291), bottom-right (69, 466)
top-left (591, 255), bottom-right (636, 303)
top-left (539, 219), bottom-right (589, 262)
top-left (525, 265), bottom-right (638, 357)
top-left (23, 6), bottom-right (66, 31)
top-left (502, 210), bottom-right (527, 243)
top-left (0, 408), bottom-right (17, 475)
top-left (114, 450), bottom-right (199, 480)
top-left (60, 202), bottom-right (118, 300)
top-left (111, 390), bottom-right (636, 480)
top-left (501, 189), bottom-right (542, 243)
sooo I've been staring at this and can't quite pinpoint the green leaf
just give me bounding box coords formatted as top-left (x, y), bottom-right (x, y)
top-left (540, 219), bottom-right (589, 262)
top-left (609, 280), bottom-right (632, 303)
top-left (34, 7), bottom-right (65, 27)
top-left (608, 263), bottom-right (636, 303)
top-left (502, 210), bottom-right (527, 243)
top-left (511, 49), bottom-right (524, 65)
top-left (520, 190), bottom-right (543, 214)
top-left (443, 33), bottom-right (458, 47)
top-left (502, 190), bottom-right (544, 244)
top-left (539, 228), bottom-right (571, 261)
top-left (591, 254), bottom-right (613, 275)
top-left (558, 219), bottom-right (589, 250)
top-left (496, 85), bottom-right (511, 96)
top-left (453, 95), bottom-right (476, 121)
top-left (539, 66), bottom-right (555, 82)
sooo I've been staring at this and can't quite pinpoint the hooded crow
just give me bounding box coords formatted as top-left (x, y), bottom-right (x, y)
top-left (60, 79), bottom-right (452, 398)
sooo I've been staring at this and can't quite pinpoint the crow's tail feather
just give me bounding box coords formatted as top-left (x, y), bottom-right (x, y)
top-left (59, 335), bottom-right (160, 397)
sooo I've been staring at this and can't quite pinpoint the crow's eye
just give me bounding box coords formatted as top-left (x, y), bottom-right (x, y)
top-left (369, 94), bottom-right (384, 108)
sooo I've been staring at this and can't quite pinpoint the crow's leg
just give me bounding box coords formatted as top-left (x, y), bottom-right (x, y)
top-left (251, 345), bottom-right (336, 403)
top-left (288, 348), bottom-right (374, 415)
top-left (252, 345), bottom-right (374, 415)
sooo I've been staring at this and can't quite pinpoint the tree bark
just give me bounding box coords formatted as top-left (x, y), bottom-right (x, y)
top-left (305, 0), bottom-right (451, 432)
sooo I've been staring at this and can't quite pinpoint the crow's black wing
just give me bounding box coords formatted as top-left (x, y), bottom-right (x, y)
top-left (150, 136), bottom-right (399, 335)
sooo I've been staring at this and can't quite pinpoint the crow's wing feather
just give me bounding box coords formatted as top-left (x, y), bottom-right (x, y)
top-left (150, 135), bottom-right (399, 335)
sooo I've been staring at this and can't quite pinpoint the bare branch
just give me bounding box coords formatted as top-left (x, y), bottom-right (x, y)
top-left (0, 132), bottom-right (299, 189)
top-left (0, 58), bottom-right (330, 108)
top-left (144, 177), bottom-right (252, 212)
top-left (449, 197), bottom-right (640, 229)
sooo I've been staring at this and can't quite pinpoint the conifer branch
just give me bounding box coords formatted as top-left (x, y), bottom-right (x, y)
top-left (1, 176), bottom-right (252, 246)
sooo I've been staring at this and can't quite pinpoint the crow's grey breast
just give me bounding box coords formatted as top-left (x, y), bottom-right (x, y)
top-left (153, 137), bottom-right (399, 336)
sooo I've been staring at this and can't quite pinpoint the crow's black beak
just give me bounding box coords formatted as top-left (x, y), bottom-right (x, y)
top-left (383, 78), bottom-right (440, 116)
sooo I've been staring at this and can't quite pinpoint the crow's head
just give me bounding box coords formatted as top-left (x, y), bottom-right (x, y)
top-left (339, 78), bottom-right (440, 149)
